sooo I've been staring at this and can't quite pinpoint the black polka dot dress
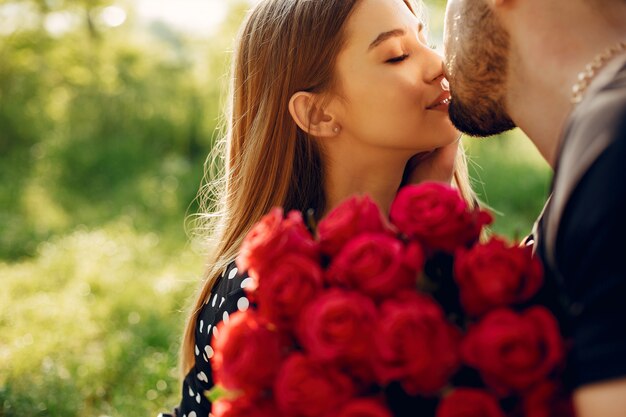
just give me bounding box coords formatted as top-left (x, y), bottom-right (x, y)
top-left (159, 261), bottom-right (251, 417)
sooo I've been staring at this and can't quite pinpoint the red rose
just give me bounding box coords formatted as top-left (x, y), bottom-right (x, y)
top-left (436, 389), bottom-right (505, 417)
top-left (211, 310), bottom-right (287, 395)
top-left (253, 253), bottom-right (324, 329)
top-left (390, 182), bottom-right (492, 253)
top-left (317, 195), bottom-right (393, 256)
top-left (212, 399), bottom-right (234, 417)
top-left (275, 353), bottom-right (356, 417)
top-left (375, 291), bottom-right (461, 395)
top-left (461, 307), bottom-right (564, 395)
top-left (236, 208), bottom-right (318, 274)
top-left (297, 289), bottom-right (378, 374)
top-left (454, 237), bottom-right (544, 316)
top-left (213, 397), bottom-right (283, 417)
top-left (523, 381), bottom-right (575, 417)
top-left (334, 398), bottom-right (393, 417)
top-left (326, 234), bottom-right (424, 301)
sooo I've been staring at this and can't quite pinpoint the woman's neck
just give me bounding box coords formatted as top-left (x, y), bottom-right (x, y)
top-left (322, 147), bottom-right (409, 218)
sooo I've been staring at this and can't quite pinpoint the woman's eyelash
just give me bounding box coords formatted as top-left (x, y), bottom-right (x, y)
top-left (429, 44), bottom-right (437, 50)
top-left (386, 54), bottom-right (409, 64)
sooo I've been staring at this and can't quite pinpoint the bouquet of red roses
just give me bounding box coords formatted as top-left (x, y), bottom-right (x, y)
top-left (207, 182), bottom-right (573, 417)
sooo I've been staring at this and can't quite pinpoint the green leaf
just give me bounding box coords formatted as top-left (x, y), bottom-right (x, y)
top-left (204, 385), bottom-right (242, 403)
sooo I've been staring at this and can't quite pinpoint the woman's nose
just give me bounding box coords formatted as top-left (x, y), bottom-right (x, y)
top-left (422, 46), bottom-right (447, 84)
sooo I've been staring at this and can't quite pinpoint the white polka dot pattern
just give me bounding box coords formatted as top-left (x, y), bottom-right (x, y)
top-left (228, 267), bottom-right (238, 279)
top-left (237, 297), bottom-right (249, 312)
top-left (204, 345), bottom-right (214, 359)
top-left (240, 277), bottom-right (253, 289)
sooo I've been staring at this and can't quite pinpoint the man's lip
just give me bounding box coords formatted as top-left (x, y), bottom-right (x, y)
top-left (426, 91), bottom-right (452, 109)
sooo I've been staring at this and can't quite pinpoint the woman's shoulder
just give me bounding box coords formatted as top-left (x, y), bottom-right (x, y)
top-left (195, 260), bottom-right (252, 337)
top-left (212, 259), bottom-right (251, 297)
top-left (164, 263), bottom-right (253, 417)
top-left (191, 259), bottom-right (253, 385)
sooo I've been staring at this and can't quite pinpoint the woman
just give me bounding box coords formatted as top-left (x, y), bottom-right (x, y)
top-left (163, 0), bottom-right (476, 415)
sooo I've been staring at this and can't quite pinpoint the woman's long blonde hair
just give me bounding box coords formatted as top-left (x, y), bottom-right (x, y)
top-left (180, 0), bottom-right (476, 375)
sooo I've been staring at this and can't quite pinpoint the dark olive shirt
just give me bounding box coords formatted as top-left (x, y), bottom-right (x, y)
top-left (537, 57), bottom-right (626, 388)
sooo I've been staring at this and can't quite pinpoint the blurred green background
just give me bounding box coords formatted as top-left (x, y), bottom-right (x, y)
top-left (0, 0), bottom-right (551, 416)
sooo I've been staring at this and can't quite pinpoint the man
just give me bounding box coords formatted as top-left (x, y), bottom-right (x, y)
top-left (442, 0), bottom-right (626, 415)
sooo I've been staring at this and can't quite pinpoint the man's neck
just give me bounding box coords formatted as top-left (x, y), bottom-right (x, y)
top-left (503, 0), bottom-right (626, 167)
top-left (506, 68), bottom-right (570, 167)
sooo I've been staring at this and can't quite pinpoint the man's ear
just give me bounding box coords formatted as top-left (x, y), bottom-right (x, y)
top-left (289, 91), bottom-right (341, 138)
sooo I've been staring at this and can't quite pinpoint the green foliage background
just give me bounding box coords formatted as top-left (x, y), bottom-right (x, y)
top-left (0, 1), bottom-right (550, 416)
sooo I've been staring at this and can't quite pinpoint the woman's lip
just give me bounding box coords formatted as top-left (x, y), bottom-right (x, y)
top-left (427, 98), bottom-right (451, 112)
top-left (426, 91), bottom-right (452, 110)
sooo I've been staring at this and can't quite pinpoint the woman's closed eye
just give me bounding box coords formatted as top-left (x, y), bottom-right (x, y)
top-left (386, 54), bottom-right (409, 64)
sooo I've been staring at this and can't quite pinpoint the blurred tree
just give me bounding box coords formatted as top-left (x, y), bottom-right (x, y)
top-left (0, 0), bottom-right (240, 259)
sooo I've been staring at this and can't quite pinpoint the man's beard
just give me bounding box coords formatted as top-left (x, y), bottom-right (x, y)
top-left (445, 0), bottom-right (516, 137)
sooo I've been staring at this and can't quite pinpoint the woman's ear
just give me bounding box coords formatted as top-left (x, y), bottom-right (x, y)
top-left (289, 91), bottom-right (341, 138)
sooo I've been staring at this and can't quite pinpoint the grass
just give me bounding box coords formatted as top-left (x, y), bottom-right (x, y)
top-left (0, 221), bottom-right (202, 417)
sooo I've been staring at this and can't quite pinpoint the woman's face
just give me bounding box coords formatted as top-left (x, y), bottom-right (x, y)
top-left (330, 0), bottom-right (458, 153)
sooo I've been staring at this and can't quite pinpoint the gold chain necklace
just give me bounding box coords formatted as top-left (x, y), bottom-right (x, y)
top-left (571, 40), bottom-right (626, 104)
